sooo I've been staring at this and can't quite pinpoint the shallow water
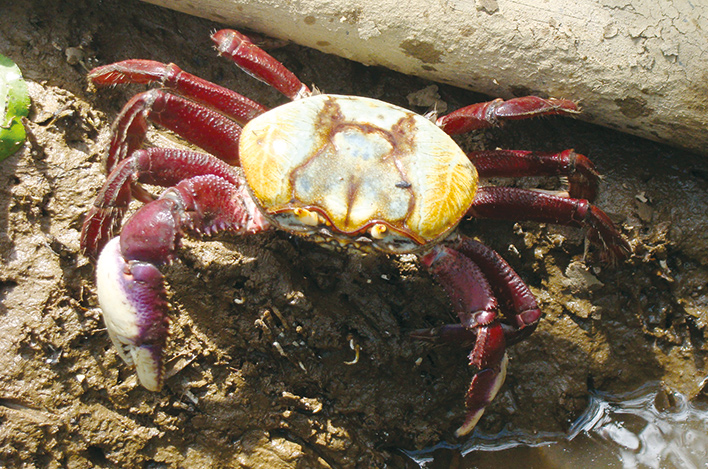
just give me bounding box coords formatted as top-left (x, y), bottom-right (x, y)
top-left (409, 382), bottom-right (708, 469)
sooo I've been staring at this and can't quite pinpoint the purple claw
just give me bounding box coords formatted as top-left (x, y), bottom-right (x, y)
top-left (96, 237), bottom-right (170, 390)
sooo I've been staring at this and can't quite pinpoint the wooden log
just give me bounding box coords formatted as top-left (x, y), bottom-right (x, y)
top-left (142, 0), bottom-right (708, 156)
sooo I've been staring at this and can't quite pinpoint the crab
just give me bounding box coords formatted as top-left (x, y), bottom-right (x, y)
top-left (82, 29), bottom-right (630, 437)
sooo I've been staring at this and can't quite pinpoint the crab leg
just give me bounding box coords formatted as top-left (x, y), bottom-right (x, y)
top-left (420, 245), bottom-right (508, 437)
top-left (89, 60), bottom-right (267, 125)
top-left (437, 96), bottom-right (580, 135)
top-left (103, 90), bottom-right (243, 172)
top-left (414, 237), bottom-right (541, 330)
top-left (212, 29), bottom-right (311, 100)
top-left (97, 173), bottom-right (271, 391)
top-left (468, 186), bottom-right (631, 260)
top-left (81, 148), bottom-right (245, 259)
top-left (412, 239), bottom-right (540, 347)
top-left (455, 238), bottom-right (541, 331)
top-left (469, 149), bottom-right (600, 201)
top-left (415, 237), bottom-right (541, 339)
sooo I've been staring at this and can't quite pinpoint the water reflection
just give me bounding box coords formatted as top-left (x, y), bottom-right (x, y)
top-left (408, 382), bottom-right (708, 469)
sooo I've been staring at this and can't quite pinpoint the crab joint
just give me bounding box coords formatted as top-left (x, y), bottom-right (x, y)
top-left (344, 337), bottom-right (360, 365)
top-left (293, 207), bottom-right (322, 226)
top-left (370, 223), bottom-right (388, 239)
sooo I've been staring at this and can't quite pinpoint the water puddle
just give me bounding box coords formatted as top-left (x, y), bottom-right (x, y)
top-left (407, 382), bottom-right (708, 469)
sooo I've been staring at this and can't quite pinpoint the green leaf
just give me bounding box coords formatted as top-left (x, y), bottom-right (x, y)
top-left (0, 54), bottom-right (30, 161)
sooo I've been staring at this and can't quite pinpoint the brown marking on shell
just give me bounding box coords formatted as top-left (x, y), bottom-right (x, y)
top-left (239, 94), bottom-right (477, 252)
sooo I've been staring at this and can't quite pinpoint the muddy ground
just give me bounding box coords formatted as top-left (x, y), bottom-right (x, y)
top-left (1, 0), bottom-right (707, 467)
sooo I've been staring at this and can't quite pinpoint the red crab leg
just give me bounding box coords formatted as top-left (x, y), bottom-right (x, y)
top-left (420, 246), bottom-right (508, 437)
top-left (120, 174), bottom-right (270, 263)
top-left (468, 186), bottom-right (631, 260)
top-left (455, 238), bottom-right (541, 330)
top-left (212, 29), bottom-right (311, 100)
top-left (97, 173), bottom-right (271, 391)
top-left (412, 238), bottom-right (540, 347)
top-left (470, 149), bottom-right (600, 201)
top-left (412, 238), bottom-right (541, 431)
top-left (89, 60), bottom-right (267, 125)
top-left (81, 148), bottom-right (245, 259)
top-left (104, 89), bottom-right (242, 172)
top-left (437, 96), bottom-right (580, 135)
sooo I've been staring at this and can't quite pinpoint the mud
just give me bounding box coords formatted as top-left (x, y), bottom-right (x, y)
top-left (1, 0), bottom-right (707, 467)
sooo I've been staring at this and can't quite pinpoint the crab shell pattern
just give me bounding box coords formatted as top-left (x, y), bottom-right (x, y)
top-left (240, 94), bottom-right (478, 252)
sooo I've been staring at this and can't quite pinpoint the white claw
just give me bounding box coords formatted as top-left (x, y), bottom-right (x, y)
top-left (96, 237), bottom-right (165, 391)
top-left (97, 238), bottom-right (139, 364)
top-left (454, 353), bottom-right (509, 437)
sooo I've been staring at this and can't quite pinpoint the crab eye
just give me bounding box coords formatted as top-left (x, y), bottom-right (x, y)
top-left (293, 208), bottom-right (322, 226)
top-left (370, 223), bottom-right (388, 239)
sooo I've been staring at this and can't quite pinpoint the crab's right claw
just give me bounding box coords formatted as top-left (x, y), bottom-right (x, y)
top-left (96, 237), bottom-right (170, 391)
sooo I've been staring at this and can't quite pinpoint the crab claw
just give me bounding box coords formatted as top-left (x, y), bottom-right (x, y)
top-left (457, 322), bottom-right (507, 437)
top-left (96, 237), bottom-right (169, 391)
top-left (411, 320), bottom-right (509, 437)
top-left (420, 245), bottom-right (516, 436)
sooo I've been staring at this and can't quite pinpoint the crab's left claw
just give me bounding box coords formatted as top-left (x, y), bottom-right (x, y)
top-left (420, 243), bottom-right (537, 437)
top-left (96, 237), bottom-right (169, 391)
top-left (420, 246), bottom-right (507, 436)
top-left (457, 322), bottom-right (507, 437)
top-left (413, 321), bottom-right (509, 437)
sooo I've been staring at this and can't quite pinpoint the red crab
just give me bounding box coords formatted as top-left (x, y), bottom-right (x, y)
top-left (82, 29), bottom-right (630, 437)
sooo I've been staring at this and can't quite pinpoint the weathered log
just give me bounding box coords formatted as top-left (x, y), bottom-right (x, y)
top-left (143, 0), bottom-right (708, 155)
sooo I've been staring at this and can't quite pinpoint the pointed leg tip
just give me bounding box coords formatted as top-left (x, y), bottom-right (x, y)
top-left (454, 410), bottom-right (484, 438)
top-left (81, 206), bottom-right (120, 261)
